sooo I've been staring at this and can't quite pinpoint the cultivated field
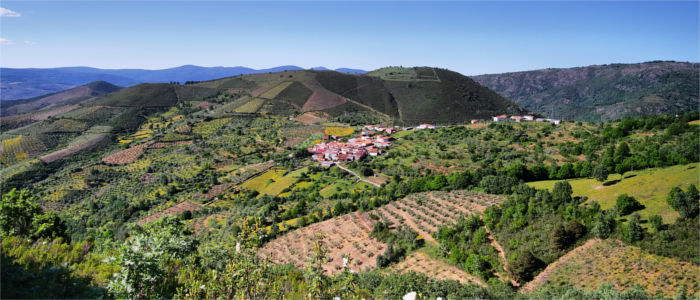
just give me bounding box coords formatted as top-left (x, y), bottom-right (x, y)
top-left (137, 201), bottom-right (203, 225)
top-left (102, 141), bottom-right (153, 165)
top-left (260, 190), bottom-right (506, 275)
top-left (393, 252), bottom-right (487, 287)
top-left (521, 239), bottom-right (700, 297)
top-left (40, 133), bottom-right (107, 163)
top-left (300, 79), bottom-right (346, 111)
top-left (259, 211), bottom-right (385, 275)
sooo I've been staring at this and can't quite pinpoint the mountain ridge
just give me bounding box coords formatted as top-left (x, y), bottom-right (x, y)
top-left (0, 65), bottom-right (368, 100)
top-left (472, 61), bottom-right (699, 122)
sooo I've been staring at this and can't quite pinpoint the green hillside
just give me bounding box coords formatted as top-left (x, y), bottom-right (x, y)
top-left (528, 163), bottom-right (699, 224)
top-left (473, 61), bottom-right (699, 122)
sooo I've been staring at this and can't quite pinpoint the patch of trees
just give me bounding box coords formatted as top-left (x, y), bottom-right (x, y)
top-left (434, 215), bottom-right (500, 279)
top-left (0, 189), bottom-right (67, 241)
top-left (370, 221), bottom-right (423, 267)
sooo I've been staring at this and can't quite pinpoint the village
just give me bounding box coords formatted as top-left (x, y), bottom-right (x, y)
top-left (308, 123), bottom-right (438, 167)
top-left (307, 115), bottom-right (559, 168)
top-left (491, 114), bottom-right (561, 125)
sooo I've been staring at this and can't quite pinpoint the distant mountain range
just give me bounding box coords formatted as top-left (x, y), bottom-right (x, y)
top-left (1, 67), bottom-right (524, 132)
top-left (473, 61), bottom-right (699, 122)
top-left (0, 65), bottom-right (366, 100)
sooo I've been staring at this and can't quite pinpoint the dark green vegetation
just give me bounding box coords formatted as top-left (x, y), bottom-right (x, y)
top-left (473, 61), bottom-right (699, 122)
top-left (0, 66), bottom-right (698, 298)
top-left (316, 67), bottom-right (525, 124)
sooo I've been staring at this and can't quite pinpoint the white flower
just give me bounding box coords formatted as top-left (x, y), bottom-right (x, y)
top-left (342, 257), bottom-right (348, 267)
top-left (200, 284), bottom-right (206, 290)
top-left (235, 242), bottom-right (241, 253)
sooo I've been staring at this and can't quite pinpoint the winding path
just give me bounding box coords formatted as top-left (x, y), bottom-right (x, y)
top-left (336, 163), bottom-right (381, 188)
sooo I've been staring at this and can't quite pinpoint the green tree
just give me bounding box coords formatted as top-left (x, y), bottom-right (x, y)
top-left (31, 211), bottom-right (67, 240)
top-left (550, 224), bottom-right (570, 250)
top-left (623, 213), bottom-right (645, 243)
top-left (649, 215), bottom-right (664, 232)
top-left (592, 209), bottom-right (617, 239)
top-left (109, 216), bottom-right (197, 299)
top-left (552, 181), bottom-right (573, 207)
top-left (592, 164), bottom-right (609, 182)
top-left (616, 194), bottom-right (643, 216)
top-left (0, 189), bottom-right (43, 238)
top-left (304, 233), bottom-right (330, 300)
top-left (666, 185), bottom-right (699, 219)
top-left (508, 250), bottom-right (544, 282)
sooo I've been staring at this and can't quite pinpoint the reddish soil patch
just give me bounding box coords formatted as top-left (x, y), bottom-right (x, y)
top-left (40, 133), bottom-right (107, 163)
top-left (150, 140), bottom-right (193, 148)
top-left (295, 112), bottom-right (328, 125)
top-left (394, 252), bottom-right (487, 287)
top-left (137, 201), bottom-right (202, 226)
top-left (203, 182), bottom-right (233, 200)
top-left (193, 101), bottom-right (215, 109)
top-left (300, 78), bottom-right (347, 111)
top-left (102, 141), bottom-right (153, 165)
top-left (259, 211), bottom-right (385, 275)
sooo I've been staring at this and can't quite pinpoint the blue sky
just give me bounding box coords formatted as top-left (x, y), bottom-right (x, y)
top-left (1, 1), bottom-right (698, 75)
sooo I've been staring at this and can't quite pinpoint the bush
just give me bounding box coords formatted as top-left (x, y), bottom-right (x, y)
top-left (666, 185), bottom-right (699, 219)
top-left (616, 194), bottom-right (644, 216)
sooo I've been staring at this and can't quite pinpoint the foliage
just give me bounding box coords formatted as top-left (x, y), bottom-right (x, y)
top-left (616, 194), bottom-right (644, 216)
top-left (0, 188), bottom-right (67, 240)
top-left (108, 216), bottom-right (197, 299)
top-left (667, 184), bottom-right (699, 219)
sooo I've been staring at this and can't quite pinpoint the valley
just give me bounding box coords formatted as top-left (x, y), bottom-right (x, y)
top-left (0, 67), bottom-right (698, 299)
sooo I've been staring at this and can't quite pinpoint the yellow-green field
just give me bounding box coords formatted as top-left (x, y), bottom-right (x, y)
top-left (524, 239), bottom-right (699, 297)
top-left (688, 120), bottom-right (700, 125)
top-left (324, 126), bottom-right (354, 137)
top-left (260, 81), bottom-right (293, 99)
top-left (239, 169), bottom-right (298, 197)
top-left (528, 163), bottom-right (699, 223)
top-left (234, 98), bottom-right (265, 113)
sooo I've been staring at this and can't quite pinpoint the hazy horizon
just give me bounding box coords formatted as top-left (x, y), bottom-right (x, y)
top-left (1, 1), bottom-right (698, 76)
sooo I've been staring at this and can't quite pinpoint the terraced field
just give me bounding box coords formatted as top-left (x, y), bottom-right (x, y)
top-left (102, 141), bottom-right (153, 165)
top-left (521, 239), bottom-right (700, 297)
top-left (137, 201), bottom-right (203, 225)
top-left (259, 190), bottom-right (506, 277)
top-left (393, 252), bottom-right (487, 287)
top-left (259, 211), bottom-right (384, 275)
top-left (40, 133), bottom-right (107, 163)
top-left (260, 81), bottom-right (294, 99)
top-left (0, 135), bottom-right (47, 166)
top-left (234, 98), bottom-right (265, 113)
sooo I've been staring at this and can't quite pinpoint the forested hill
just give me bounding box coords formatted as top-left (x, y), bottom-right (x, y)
top-left (472, 61), bottom-right (699, 122)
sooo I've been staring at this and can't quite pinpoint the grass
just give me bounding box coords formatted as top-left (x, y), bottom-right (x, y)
top-left (287, 166), bottom-right (310, 178)
top-left (324, 126), bottom-right (354, 137)
top-left (689, 120), bottom-right (700, 125)
top-left (260, 81), bottom-right (294, 99)
top-left (391, 129), bottom-right (414, 139)
top-left (260, 176), bottom-right (298, 196)
top-left (234, 98), bottom-right (265, 113)
top-left (528, 163), bottom-right (699, 224)
top-left (239, 169), bottom-right (298, 196)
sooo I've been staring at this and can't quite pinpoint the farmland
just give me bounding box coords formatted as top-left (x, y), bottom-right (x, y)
top-left (521, 239), bottom-right (700, 297)
top-left (102, 141), bottom-right (153, 165)
top-left (1, 66), bottom-right (698, 299)
top-left (259, 211), bottom-right (384, 275)
top-left (259, 190), bottom-right (506, 277)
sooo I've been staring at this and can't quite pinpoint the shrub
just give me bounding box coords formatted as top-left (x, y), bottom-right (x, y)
top-left (616, 194), bottom-right (644, 216)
